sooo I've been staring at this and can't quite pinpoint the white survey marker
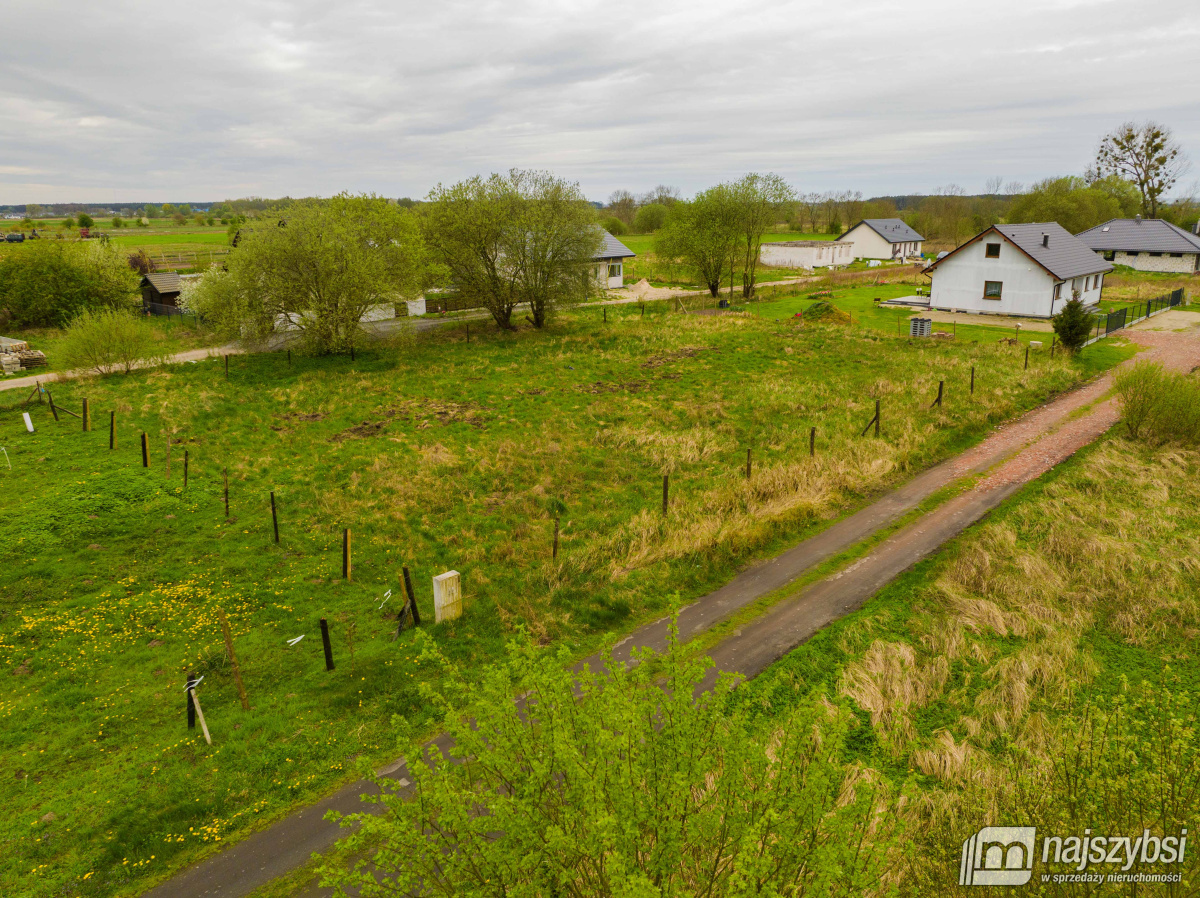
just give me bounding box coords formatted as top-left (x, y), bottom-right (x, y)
top-left (378, 588), bottom-right (392, 610)
top-left (287, 635), bottom-right (304, 646)
top-left (23, 413), bottom-right (35, 433)
top-left (181, 675), bottom-right (205, 690)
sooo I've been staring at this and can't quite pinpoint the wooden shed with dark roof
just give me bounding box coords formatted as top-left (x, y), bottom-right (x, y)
top-left (140, 272), bottom-right (182, 310)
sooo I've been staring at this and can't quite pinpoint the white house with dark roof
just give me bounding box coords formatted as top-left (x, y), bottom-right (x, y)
top-left (839, 218), bottom-right (924, 260)
top-left (1076, 217), bottom-right (1200, 273)
top-left (923, 222), bottom-right (1111, 318)
top-left (593, 230), bottom-right (635, 288)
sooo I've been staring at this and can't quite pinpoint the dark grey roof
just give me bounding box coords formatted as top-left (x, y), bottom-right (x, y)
top-left (1076, 218), bottom-right (1200, 254)
top-left (925, 222), bottom-right (1111, 281)
top-left (994, 222), bottom-right (1111, 279)
top-left (593, 231), bottom-right (635, 260)
top-left (849, 218), bottom-right (924, 244)
top-left (141, 272), bottom-right (181, 294)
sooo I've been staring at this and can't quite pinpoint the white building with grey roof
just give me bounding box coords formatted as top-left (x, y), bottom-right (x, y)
top-left (592, 230), bottom-right (635, 288)
top-left (1075, 217), bottom-right (1200, 273)
top-left (923, 222), bottom-right (1111, 318)
top-left (839, 218), bottom-right (924, 260)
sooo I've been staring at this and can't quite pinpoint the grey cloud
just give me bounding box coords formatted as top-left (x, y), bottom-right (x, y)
top-left (0, 0), bottom-right (1196, 202)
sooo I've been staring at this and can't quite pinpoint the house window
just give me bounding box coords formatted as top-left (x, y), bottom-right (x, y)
top-left (983, 280), bottom-right (1003, 299)
top-left (1170, 253), bottom-right (1183, 258)
top-left (1053, 283), bottom-right (1062, 300)
top-left (1149, 252), bottom-right (1163, 257)
top-left (607, 263), bottom-right (621, 278)
top-left (985, 243), bottom-right (1001, 258)
top-left (1128, 252), bottom-right (1140, 257)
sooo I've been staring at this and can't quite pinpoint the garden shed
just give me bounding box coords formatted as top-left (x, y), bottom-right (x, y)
top-left (140, 272), bottom-right (182, 311)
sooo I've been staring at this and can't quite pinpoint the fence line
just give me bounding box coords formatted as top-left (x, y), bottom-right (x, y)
top-left (1084, 288), bottom-right (1185, 347)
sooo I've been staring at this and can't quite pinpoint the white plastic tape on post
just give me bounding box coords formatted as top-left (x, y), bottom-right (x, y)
top-left (433, 570), bottom-right (462, 623)
top-left (23, 413), bottom-right (35, 433)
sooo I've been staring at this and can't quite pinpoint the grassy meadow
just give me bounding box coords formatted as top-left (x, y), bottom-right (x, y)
top-left (740, 433), bottom-right (1200, 892)
top-left (0, 301), bottom-right (1118, 897)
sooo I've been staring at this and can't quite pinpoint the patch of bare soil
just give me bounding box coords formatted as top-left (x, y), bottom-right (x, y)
top-left (330, 420), bottom-right (387, 442)
top-left (641, 347), bottom-right (718, 369)
top-left (387, 398), bottom-right (490, 429)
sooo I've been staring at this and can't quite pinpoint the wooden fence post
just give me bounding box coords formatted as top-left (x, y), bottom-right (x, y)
top-left (141, 432), bottom-right (149, 468)
top-left (970, 366), bottom-right (975, 395)
top-left (931, 380), bottom-right (943, 408)
top-left (745, 448), bottom-right (752, 480)
top-left (1024, 345), bottom-right (1030, 371)
top-left (320, 618), bottom-right (335, 671)
top-left (82, 398), bottom-right (90, 432)
top-left (662, 474), bottom-right (669, 514)
top-left (186, 672), bottom-right (197, 729)
top-left (184, 450), bottom-right (189, 488)
top-left (270, 491), bottom-right (280, 544)
top-left (223, 468), bottom-right (229, 517)
top-left (189, 683), bottom-right (212, 745)
top-left (224, 354), bottom-right (229, 379)
top-left (402, 566), bottom-right (420, 626)
top-left (219, 609), bottom-right (250, 711)
top-left (810, 426), bottom-right (816, 457)
top-left (109, 411), bottom-right (115, 450)
top-left (342, 528), bottom-right (352, 580)
top-left (48, 391), bottom-right (60, 422)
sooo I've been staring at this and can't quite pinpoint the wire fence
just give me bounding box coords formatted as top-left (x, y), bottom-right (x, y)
top-left (1085, 288), bottom-right (1184, 346)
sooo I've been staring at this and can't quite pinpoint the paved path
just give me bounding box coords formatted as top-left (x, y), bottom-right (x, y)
top-left (140, 327), bottom-right (1200, 898)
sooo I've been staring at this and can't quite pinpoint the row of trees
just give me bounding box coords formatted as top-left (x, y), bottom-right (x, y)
top-left (195, 172), bottom-right (607, 352)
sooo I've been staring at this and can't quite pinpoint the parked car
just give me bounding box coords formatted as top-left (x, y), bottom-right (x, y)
top-left (5, 232), bottom-right (25, 243)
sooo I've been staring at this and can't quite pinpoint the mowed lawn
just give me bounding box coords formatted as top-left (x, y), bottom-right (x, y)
top-left (2, 304), bottom-right (1114, 897)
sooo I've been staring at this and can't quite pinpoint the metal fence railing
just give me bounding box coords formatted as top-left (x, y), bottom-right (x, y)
top-left (142, 301), bottom-right (197, 321)
top-left (1084, 288), bottom-right (1185, 346)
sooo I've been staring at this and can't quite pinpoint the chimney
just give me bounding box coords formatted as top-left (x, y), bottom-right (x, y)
top-left (1136, 214), bottom-right (1142, 223)
top-left (1041, 233), bottom-right (1049, 248)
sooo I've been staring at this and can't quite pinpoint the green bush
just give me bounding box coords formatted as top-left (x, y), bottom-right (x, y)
top-left (633, 202), bottom-right (669, 233)
top-left (600, 216), bottom-right (627, 236)
top-left (1115, 361), bottom-right (1200, 444)
top-left (77, 213), bottom-right (95, 228)
top-left (0, 239), bottom-right (137, 327)
top-left (1051, 296), bottom-right (1094, 353)
top-left (57, 309), bottom-right (167, 375)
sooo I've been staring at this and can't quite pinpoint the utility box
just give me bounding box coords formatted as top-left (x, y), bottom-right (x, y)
top-left (433, 571), bottom-right (462, 623)
top-left (909, 318), bottom-right (932, 337)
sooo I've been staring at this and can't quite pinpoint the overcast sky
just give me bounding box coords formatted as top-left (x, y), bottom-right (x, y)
top-left (1, 0), bottom-right (1197, 204)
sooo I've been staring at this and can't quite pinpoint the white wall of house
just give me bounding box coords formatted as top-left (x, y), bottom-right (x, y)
top-left (1110, 250), bottom-right (1199, 273)
top-left (929, 236), bottom-right (1105, 317)
top-left (594, 260), bottom-right (626, 289)
top-left (840, 224), bottom-right (923, 260)
top-left (761, 241), bottom-right (853, 268)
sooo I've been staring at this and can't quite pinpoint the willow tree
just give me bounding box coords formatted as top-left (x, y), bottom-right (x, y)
top-left (423, 169), bottom-right (602, 330)
top-left (192, 194), bottom-right (425, 354)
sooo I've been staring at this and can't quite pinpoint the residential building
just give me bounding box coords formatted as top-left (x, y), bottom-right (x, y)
top-left (593, 231), bottom-right (635, 288)
top-left (923, 222), bottom-right (1111, 318)
top-left (760, 240), bottom-right (853, 269)
top-left (839, 219), bottom-right (924, 260)
top-left (1075, 217), bottom-right (1200, 273)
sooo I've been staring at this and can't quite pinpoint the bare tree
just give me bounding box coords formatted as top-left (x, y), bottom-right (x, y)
top-left (1092, 121), bottom-right (1188, 218)
top-left (984, 176), bottom-right (1005, 196)
top-left (639, 185), bottom-right (682, 206)
top-left (605, 190), bottom-right (638, 225)
top-left (731, 173), bottom-right (795, 298)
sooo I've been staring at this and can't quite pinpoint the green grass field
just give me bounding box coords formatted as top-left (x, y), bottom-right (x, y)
top-left (0, 304), bottom-right (1114, 897)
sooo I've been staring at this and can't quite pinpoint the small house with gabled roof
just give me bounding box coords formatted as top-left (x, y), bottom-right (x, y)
top-left (140, 272), bottom-right (182, 311)
top-left (840, 218), bottom-right (924, 260)
top-left (923, 223), bottom-right (1111, 318)
top-left (592, 231), bottom-right (635, 288)
top-left (1076, 217), bottom-right (1200, 273)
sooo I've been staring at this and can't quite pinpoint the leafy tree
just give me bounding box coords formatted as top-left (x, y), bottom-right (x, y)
top-left (1092, 121), bottom-right (1187, 218)
top-left (1007, 176), bottom-right (1128, 233)
top-left (730, 172), bottom-right (795, 298)
top-left (1051, 294), bottom-right (1094, 353)
top-left (655, 186), bottom-right (742, 297)
top-left (192, 194), bottom-right (425, 354)
top-left (111, 216), bottom-right (124, 228)
top-left (423, 169), bottom-right (603, 330)
top-left (599, 215), bottom-right (627, 236)
top-left (58, 309), bottom-right (167, 375)
top-left (127, 250), bottom-right (156, 275)
top-left (25, 203), bottom-right (42, 219)
top-left (321, 630), bottom-right (900, 897)
top-left (0, 240), bottom-right (137, 327)
top-left (633, 202), bottom-right (669, 233)
top-left (171, 212), bottom-right (187, 226)
top-left (77, 213), bottom-right (95, 229)
top-left (143, 204), bottom-right (162, 219)
top-left (161, 203), bottom-right (175, 216)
